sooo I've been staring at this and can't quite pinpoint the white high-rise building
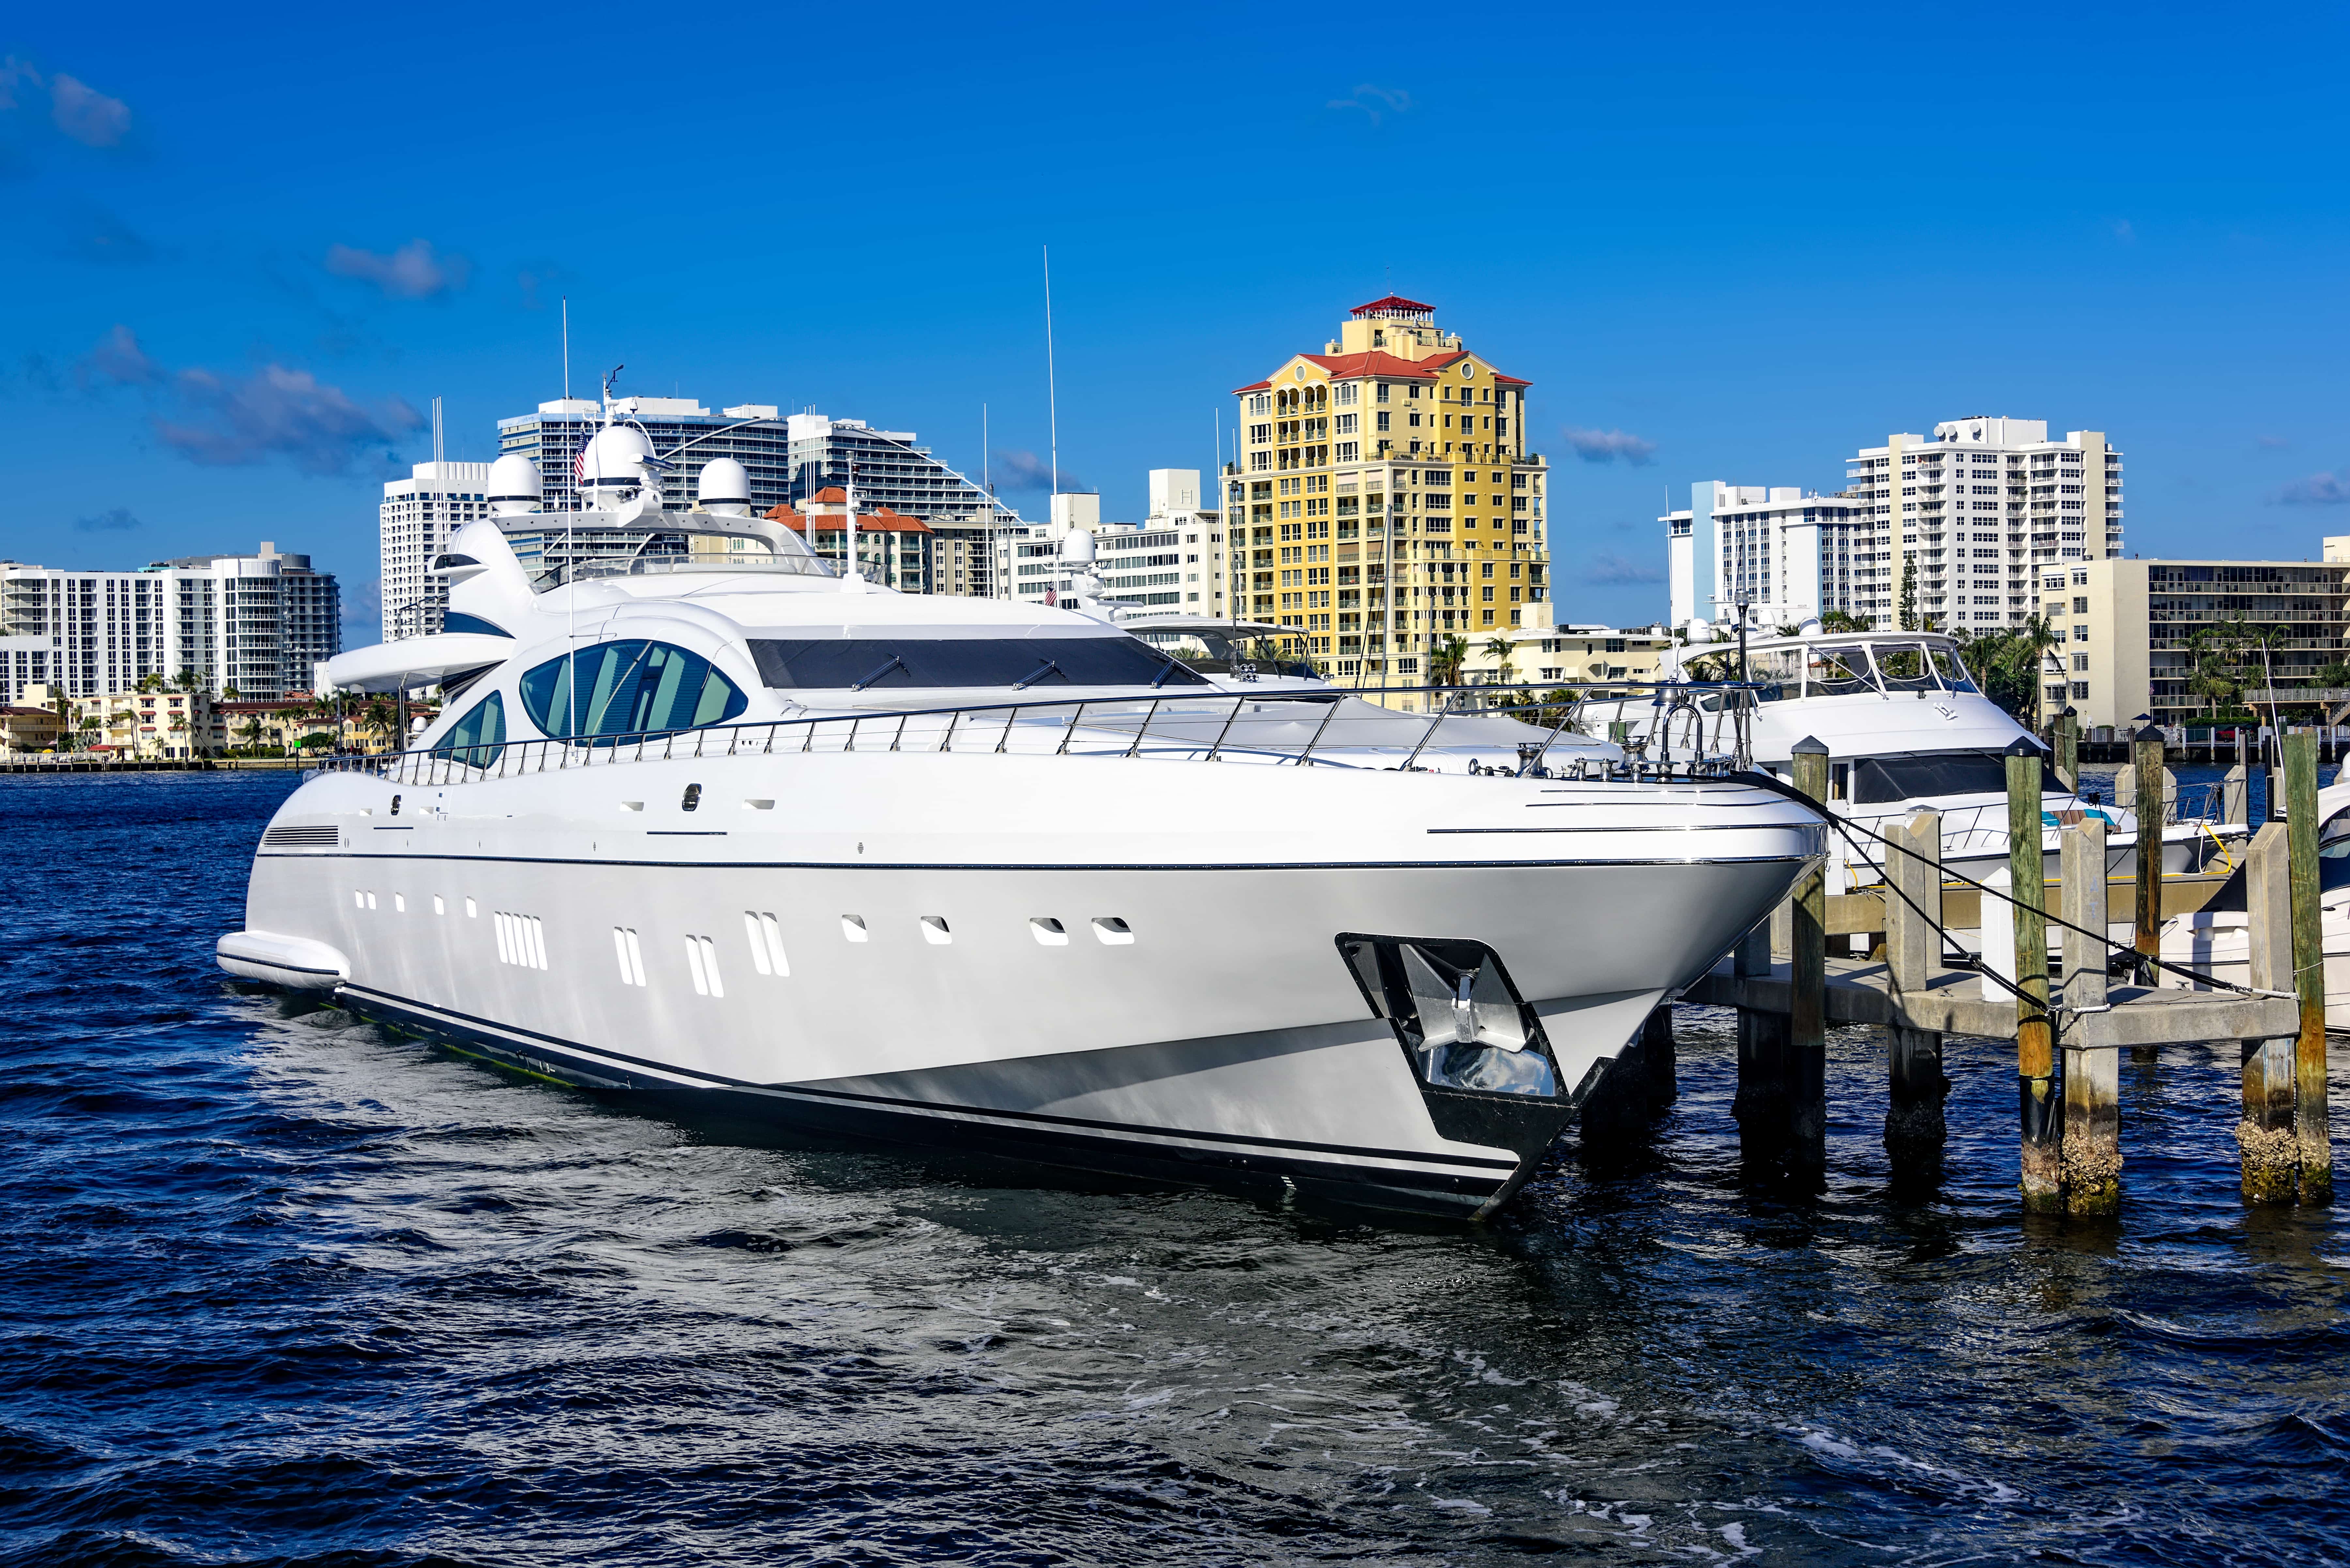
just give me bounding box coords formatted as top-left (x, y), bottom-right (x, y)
top-left (995, 472), bottom-right (1229, 613)
top-left (1844, 417), bottom-right (2123, 631)
top-left (380, 460), bottom-right (493, 640)
top-left (0, 542), bottom-right (340, 700)
top-left (1665, 483), bottom-right (1873, 628)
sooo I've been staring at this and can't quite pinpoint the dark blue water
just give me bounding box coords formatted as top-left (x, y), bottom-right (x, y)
top-left (5, 773), bottom-right (2347, 1566)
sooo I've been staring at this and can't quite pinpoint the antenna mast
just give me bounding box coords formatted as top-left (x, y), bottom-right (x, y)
top-left (561, 298), bottom-right (570, 400)
top-left (431, 396), bottom-right (443, 467)
top-left (1043, 245), bottom-right (1058, 507)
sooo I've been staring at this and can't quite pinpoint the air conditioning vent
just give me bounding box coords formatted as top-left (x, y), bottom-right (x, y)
top-left (261, 824), bottom-right (340, 848)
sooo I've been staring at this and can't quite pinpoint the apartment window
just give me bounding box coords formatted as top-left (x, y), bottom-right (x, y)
top-left (1376, 383), bottom-right (1391, 403)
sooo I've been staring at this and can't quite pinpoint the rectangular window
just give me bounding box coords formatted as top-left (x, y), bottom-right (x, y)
top-left (684, 934), bottom-right (724, 997)
top-left (611, 927), bottom-right (646, 986)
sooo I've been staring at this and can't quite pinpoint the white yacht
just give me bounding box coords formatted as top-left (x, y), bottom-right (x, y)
top-left (2161, 780), bottom-right (2350, 1027)
top-left (219, 419), bottom-right (1823, 1217)
top-left (1587, 625), bottom-right (2238, 892)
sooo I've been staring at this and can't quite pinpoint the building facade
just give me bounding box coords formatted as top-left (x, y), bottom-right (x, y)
top-left (767, 489), bottom-right (935, 592)
top-left (994, 483), bottom-right (1230, 615)
top-left (1843, 417), bottom-right (2124, 632)
top-left (0, 542), bottom-right (340, 700)
top-left (1468, 624), bottom-right (1673, 688)
top-left (1666, 483), bottom-right (1872, 628)
top-left (496, 397), bottom-right (792, 515)
top-left (1228, 297), bottom-right (1551, 680)
top-left (2050, 556), bottom-right (2350, 728)
top-left (380, 460), bottom-right (492, 640)
top-left (74, 688), bottom-right (222, 758)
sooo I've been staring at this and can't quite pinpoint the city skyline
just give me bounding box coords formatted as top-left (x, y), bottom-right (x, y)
top-left (5, 2), bottom-right (2348, 636)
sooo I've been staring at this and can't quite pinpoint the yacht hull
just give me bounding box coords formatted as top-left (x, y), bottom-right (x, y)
top-left (228, 755), bottom-right (1820, 1216)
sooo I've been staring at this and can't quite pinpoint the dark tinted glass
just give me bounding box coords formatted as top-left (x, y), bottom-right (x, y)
top-left (747, 637), bottom-right (1206, 690)
top-left (1849, 749), bottom-right (2046, 804)
top-left (518, 640), bottom-right (748, 740)
top-left (442, 611), bottom-right (514, 638)
top-left (431, 692), bottom-right (506, 768)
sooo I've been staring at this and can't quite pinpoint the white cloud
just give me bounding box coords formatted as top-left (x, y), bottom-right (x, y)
top-left (1562, 426), bottom-right (1659, 466)
top-left (48, 73), bottom-right (130, 147)
top-left (325, 239), bottom-right (470, 300)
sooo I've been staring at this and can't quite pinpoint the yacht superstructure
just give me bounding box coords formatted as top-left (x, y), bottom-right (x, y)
top-left (220, 418), bottom-right (1822, 1217)
top-left (1586, 627), bottom-right (2239, 891)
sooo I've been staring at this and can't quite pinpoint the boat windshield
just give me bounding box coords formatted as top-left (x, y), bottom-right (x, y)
top-left (1870, 641), bottom-right (1940, 693)
top-left (1131, 626), bottom-right (1316, 679)
top-left (1929, 646), bottom-right (1978, 693)
top-left (1807, 647), bottom-right (1872, 697)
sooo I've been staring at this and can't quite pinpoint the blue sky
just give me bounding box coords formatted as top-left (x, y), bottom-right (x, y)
top-left (5, 1), bottom-right (2348, 635)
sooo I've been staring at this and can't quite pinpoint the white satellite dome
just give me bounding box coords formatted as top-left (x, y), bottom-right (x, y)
top-left (486, 453), bottom-right (542, 517)
top-left (577, 424), bottom-right (658, 496)
top-left (697, 456), bottom-right (751, 517)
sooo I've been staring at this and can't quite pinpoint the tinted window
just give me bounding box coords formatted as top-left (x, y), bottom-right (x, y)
top-left (431, 692), bottom-right (506, 769)
top-left (442, 611), bottom-right (514, 638)
top-left (747, 637), bottom-right (1207, 690)
top-left (518, 640), bottom-right (748, 741)
top-left (1849, 749), bottom-right (2044, 803)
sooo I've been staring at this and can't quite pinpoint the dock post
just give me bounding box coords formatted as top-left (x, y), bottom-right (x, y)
top-left (1640, 1003), bottom-right (1677, 1112)
top-left (1882, 809), bottom-right (1948, 1170)
top-left (2240, 822), bottom-right (2298, 1204)
top-left (2055, 713), bottom-right (2080, 791)
top-left (2222, 764), bottom-right (2249, 828)
top-left (1731, 895), bottom-right (1787, 1155)
top-left (2284, 731), bottom-right (2332, 1203)
top-left (1787, 738), bottom-right (1831, 1166)
top-left (2059, 819), bottom-right (2119, 1215)
top-left (2008, 739), bottom-right (2061, 1212)
top-left (2133, 726), bottom-right (2166, 979)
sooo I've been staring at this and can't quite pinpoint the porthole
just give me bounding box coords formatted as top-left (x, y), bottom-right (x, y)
top-left (1091, 917), bottom-right (1134, 946)
top-left (1030, 917), bottom-right (1068, 947)
top-left (841, 915), bottom-right (868, 943)
top-left (921, 916), bottom-right (952, 945)
top-left (682, 783), bottom-right (702, 812)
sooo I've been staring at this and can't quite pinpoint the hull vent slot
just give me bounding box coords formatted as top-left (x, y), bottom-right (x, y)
top-left (261, 824), bottom-right (340, 848)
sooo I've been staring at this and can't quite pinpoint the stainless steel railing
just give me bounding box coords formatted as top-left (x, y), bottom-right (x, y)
top-left (313, 680), bottom-right (1762, 789)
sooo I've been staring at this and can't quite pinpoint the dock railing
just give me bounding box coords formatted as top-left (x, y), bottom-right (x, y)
top-left (313, 679), bottom-right (1761, 789)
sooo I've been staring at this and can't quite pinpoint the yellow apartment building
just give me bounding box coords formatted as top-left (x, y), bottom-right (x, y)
top-left (1229, 297), bottom-right (1550, 690)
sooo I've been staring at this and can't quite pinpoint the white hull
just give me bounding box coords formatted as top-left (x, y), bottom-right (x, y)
top-left (232, 753), bottom-right (1818, 1215)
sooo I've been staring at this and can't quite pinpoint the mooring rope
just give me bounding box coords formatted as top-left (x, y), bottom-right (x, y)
top-left (1733, 770), bottom-right (2296, 1003)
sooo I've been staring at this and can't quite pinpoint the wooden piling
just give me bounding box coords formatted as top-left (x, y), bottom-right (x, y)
top-left (2239, 822), bottom-right (2298, 1204)
top-left (2009, 740), bottom-right (2060, 1212)
top-left (1788, 738), bottom-right (1831, 1163)
top-left (2059, 819), bottom-right (2119, 1215)
top-left (2222, 764), bottom-right (2249, 828)
top-left (1640, 1003), bottom-right (1677, 1112)
top-left (2133, 726), bottom-right (2166, 975)
top-left (2284, 732), bottom-right (2332, 1203)
top-left (1731, 893), bottom-right (1789, 1150)
top-left (2055, 714), bottom-right (2080, 791)
top-left (1881, 809), bottom-right (1948, 1168)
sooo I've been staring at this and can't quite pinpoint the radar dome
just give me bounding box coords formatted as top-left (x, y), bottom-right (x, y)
top-left (697, 457), bottom-right (751, 517)
top-left (577, 425), bottom-right (658, 497)
top-left (487, 453), bottom-right (542, 516)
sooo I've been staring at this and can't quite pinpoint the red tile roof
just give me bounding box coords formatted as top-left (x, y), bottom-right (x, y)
top-left (1350, 294), bottom-right (1435, 317)
top-left (1232, 349), bottom-right (1530, 394)
top-left (765, 503), bottom-right (933, 534)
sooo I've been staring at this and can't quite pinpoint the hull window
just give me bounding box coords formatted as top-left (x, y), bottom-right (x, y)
top-left (921, 916), bottom-right (952, 945)
top-left (611, 928), bottom-right (646, 986)
top-left (1092, 917), bottom-right (1134, 945)
top-left (685, 935), bottom-right (723, 997)
top-left (519, 640), bottom-right (748, 743)
top-left (745, 912), bottom-right (790, 974)
top-left (1030, 917), bottom-right (1069, 946)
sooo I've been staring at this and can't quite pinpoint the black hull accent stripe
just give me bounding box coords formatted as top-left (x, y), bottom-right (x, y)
top-left (263, 851), bottom-right (1809, 871)
top-left (340, 984), bottom-right (1524, 1175)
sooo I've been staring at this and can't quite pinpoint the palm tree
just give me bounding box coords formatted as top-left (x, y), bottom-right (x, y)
top-left (1428, 634), bottom-right (1471, 687)
top-left (2017, 613), bottom-right (2063, 729)
top-left (1820, 610), bottom-right (1871, 632)
top-left (1481, 635), bottom-right (1515, 686)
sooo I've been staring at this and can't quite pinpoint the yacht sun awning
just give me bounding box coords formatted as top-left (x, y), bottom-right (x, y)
top-left (324, 634), bottom-right (516, 693)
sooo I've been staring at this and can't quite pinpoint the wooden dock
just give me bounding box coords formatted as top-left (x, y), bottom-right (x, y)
top-left (1583, 728), bottom-right (2333, 1219)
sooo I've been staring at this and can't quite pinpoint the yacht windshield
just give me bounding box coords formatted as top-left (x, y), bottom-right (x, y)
top-left (1929, 646), bottom-right (1978, 693)
top-left (748, 637), bottom-right (1207, 690)
top-left (1807, 647), bottom-right (1871, 696)
top-left (1870, 642), bottom-right (1940, 692)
